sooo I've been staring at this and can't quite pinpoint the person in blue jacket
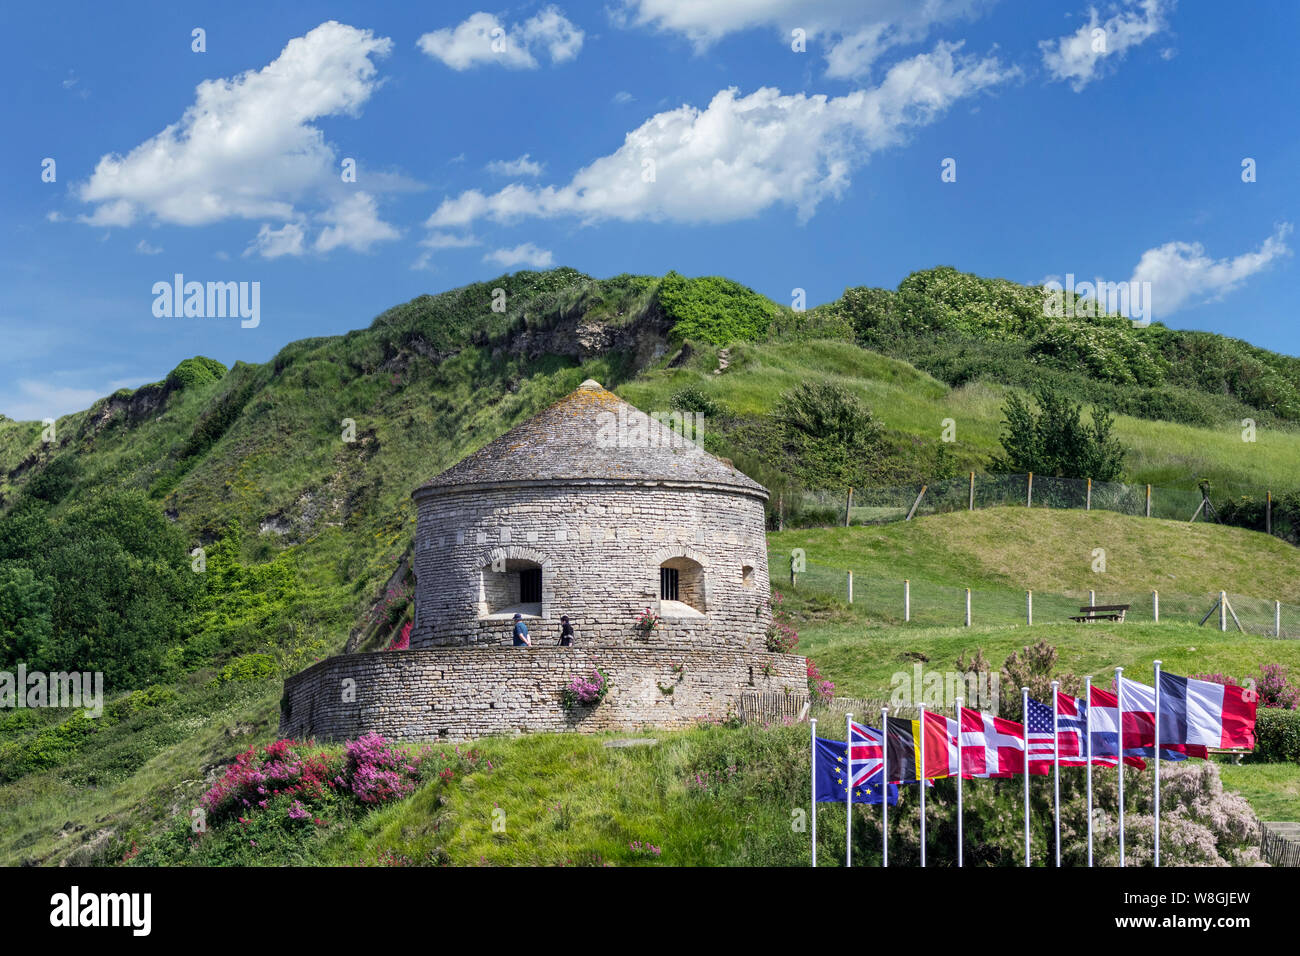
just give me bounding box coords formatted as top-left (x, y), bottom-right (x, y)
top-left (512, 613), bottom-right (531, 647)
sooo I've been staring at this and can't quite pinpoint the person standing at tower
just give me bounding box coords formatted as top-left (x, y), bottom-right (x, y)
top-left (512, 613), bottom-right (531, 647)
top-left (558, 615), bottom-right (575, 646)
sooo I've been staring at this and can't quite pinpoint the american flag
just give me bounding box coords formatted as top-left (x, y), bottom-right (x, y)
top-left (1026, 697), bottom-right (1084, 770)
top-left (848, 721), bottom-right (884, 788)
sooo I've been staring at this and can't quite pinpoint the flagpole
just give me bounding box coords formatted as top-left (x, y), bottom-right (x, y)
top-left (1116, 666), bottom-right (1125, 868)
top-left (846, 712), bottom-right (853, 869)
top-left (918, 703), bottom-right (927, 868)
top-left (1051, 680), bottom-right (1060, 867)
top-left (810, 717), bottom-right (818, 868)
top-left (1154, 660), bottom-right (1162, 868)
top-left (1022, 686), bottom-right (1030, 867)
top-left (881, 706), bottom-right (889, 868)
top-left (955, 697), bottom-right (963, 868)
top-left (1084, 676), bottom-right (1093, 868)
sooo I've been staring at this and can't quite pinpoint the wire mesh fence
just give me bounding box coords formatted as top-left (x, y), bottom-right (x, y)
top-left (769, 549), bottom-right (1300, 638)
top-left (780, 473), bottom-right (1247, 529)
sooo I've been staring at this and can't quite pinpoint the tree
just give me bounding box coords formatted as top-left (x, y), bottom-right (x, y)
top-left (0, 564), bottom-right (54, 665)
top-left (774, 382), bottom-right (885, 488)
top-left (993, 384), bottom-right (1126, 481)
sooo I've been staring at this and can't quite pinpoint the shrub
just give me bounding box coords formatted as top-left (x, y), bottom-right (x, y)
top-left (213, 652), bottom-right (278, 685)
top-left (992, 384), bottom-right (1126, 481)
top-left (806, 658), bottom-right (833, 701)
top-left (657, 271), bottom-right (776, 345)
top-left (1250, 709), bottom-right (1300, 764)
top-left (561, 668), bottom-right (610, 709)
top-left (670, 385), bottom-right (721, 417)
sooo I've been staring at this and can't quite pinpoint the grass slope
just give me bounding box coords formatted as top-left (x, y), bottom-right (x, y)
top-left (769, 507), bottom-right (1300, 601)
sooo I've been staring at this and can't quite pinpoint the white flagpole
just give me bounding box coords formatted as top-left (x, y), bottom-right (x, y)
top-left (810, 717), bottom-right (818, 868)
top-left (1022, 686), bottom-right (1030, 867)
top-left (955, 697), bottom-right (964, 868)
top-left (919, 704), bottom-right (927, 868)
top-left (881, 706), bottom-right (889, 868)
top-left (1154, 660), bottom-right (1162, 868)
top-left (1084, 676), bottom-right (1093, 868)
top-left (846, 712), bottom-right (853, 868)
top-left (1051, 680), bottom-right (1061, 867)
top-left (1116, 666), bottom-right (1125, 868)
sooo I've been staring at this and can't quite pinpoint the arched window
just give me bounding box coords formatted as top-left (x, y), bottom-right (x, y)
top-left (659, 555), bottom-right (706, 616)
top-left (480, 558), bottom-right (543, 618)
top-left (741, 565), bottom-right (755, 588)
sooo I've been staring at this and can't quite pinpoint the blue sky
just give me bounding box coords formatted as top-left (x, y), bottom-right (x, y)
top-left (2, 0), bottom-right (1297, 421)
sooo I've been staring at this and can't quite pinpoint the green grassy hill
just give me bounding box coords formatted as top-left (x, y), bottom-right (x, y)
top-left (2, 264), bottom-right (1300, 866)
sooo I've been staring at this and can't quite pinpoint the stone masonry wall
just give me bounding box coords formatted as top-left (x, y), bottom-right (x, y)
top-left (279, 646), bottom-right (806, 742)
top-left (410, 482), bottom-right (771, 650)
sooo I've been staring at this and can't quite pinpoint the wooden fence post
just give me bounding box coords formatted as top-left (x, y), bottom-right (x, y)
top-left (1219, 590), bottom-right (1227, 632)
top-left (1026, 590), bottom-right (1033, 626)
top-left (1089, 589), bottom-right (1096, 608)
top-left (1267, 491), bottom-right (1273, 535)
top-left (1027, 472), bottom-right (1033, 508)
top-left (965, 588), bottom-right (972, 627)
top-left (847, 571), bottom-right (853, 604)
top-left (904, 579), bottom-right (911, 623)
top-left (1276, 600), bottom-right (1282, 638)
top-left (1086, 478), bottom-right (1092, 511)
top-left (1153, 590), bottom-right (1159, 623)
top-left (905, 484), bottom-right (928, 521)
top-left (844, 487), bottom-right (853, 527)
top-left (969, 472), bottom-right (975, 511)
top-left (1146, 484), bottom-right (1152, 518)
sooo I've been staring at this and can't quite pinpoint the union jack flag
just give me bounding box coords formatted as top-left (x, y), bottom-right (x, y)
top-left (848, 720), bottom-right (885, 788)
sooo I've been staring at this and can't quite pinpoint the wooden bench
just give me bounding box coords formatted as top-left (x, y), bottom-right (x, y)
top-left (1070, 604), bottom-right (1130, 623)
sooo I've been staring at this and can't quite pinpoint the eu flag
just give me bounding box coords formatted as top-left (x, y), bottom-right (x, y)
top-left (814, 737), bottom-right (899, 805)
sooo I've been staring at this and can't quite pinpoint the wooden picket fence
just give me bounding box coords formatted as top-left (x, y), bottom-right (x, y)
top-left (739, 692), bottom-right (922, 726)
top-left (1259, 821), bottom-right (1300, 867)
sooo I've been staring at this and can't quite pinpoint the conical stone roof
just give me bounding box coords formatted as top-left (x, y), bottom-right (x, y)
top-left (414, 380), bottom-right (767, 500)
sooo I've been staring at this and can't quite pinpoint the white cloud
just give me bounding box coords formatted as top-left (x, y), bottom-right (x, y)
top-left (1040, 0), bottom-right (1170, 91)
top-left (426, 42), bottom-right (1016, 228)
top-left (314, 192), bottom-right (401, 253)
top-left (135, 239), bottom-right (164, 255)
top-left (3, 380), bottom-right (105, 422)
top-left (76, 21), bottom-right (398, 253)
top-left (418, 6), bottom-right (584, 70)
top-left (612, 90), bottom-right (635, 104)
top-left (245, 222), bottom-right (307, 259)
top-left (484, 243), bottom-right (555, 268)
top-left (411, 231), bottom-right (480, 271)
top-left (486, 154), bottom-right (545, 177)
top-left (617, 0), bottom-right (991, 78)
top-left (1130, 223), bottom-right (1293, 317)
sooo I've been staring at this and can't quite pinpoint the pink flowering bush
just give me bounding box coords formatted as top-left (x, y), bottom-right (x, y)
top-left (386, 621), bottom-right (411, 651)
top-left (344, 733), bottom-right (419, 804)
top-left (635, 608), bottom-right (661, 632)
top-left (806, 658), bottom-right (834, 701)
top-left (561, 667), bottom-right (611, 709)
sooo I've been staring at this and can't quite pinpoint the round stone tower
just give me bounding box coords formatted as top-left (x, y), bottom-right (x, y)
top-left (410, 380), bottom-right (772, 651)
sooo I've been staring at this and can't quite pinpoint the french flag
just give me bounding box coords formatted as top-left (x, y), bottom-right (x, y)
top-left (1118, 674), bottom-right (1250, 754)
top-left (1158, 670), bottom-right (1257, 750)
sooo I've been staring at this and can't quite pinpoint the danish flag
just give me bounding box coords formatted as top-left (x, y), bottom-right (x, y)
top-left (958, 706), bottom-right (1025, 777)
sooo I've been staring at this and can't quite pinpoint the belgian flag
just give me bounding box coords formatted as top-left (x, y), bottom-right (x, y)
top-left (885, 714), bottom-right (958, 784)
top-left (885, 716), bottom-right (923, 784)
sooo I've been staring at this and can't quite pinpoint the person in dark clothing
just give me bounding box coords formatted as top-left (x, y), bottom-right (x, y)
top-left (512, 613), bottom-right (531, 647)
top-left (558, 615), bottom-right (575, 646)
